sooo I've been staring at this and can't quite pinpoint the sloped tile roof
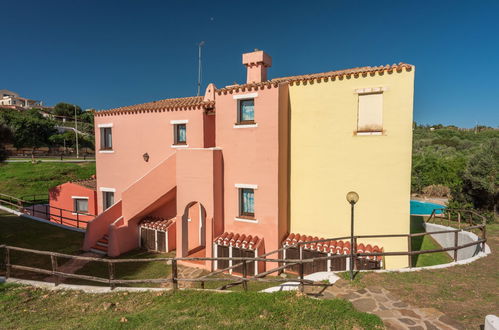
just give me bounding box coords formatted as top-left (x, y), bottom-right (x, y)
top-left (71, 178), bottom-right (97, 190)
top-left (140, 216), bottom-right (175, 231)
top-left (95, 96), bottom-right (215, 116)
top-left (214, 232), bottom-right (262, 250)
top-left (283, 233), bottom-right (383, 261)
top-left (216, 63), bottom-right (413, 94)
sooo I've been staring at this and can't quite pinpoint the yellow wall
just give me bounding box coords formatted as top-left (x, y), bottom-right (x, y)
top-left (289, 68), bottom-right (415, 269)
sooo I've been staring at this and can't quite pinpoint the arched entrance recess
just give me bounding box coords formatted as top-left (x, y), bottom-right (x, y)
top-left (181, 201), bottom-right (207, 257)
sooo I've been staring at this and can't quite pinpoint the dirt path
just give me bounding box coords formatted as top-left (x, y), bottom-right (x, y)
top-left (307, 279), bottom-right (464, 329)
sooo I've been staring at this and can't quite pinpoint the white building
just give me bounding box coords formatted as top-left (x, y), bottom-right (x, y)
top-left (0, 89), bottom-right (42, 109)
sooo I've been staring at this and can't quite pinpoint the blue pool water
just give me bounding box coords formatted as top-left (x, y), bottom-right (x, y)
top-left (410, 200), bottom-right (445, 215)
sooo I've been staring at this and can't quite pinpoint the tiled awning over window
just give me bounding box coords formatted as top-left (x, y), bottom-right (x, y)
top-left (140, 216), bottom-right (175, 231)
top-left (283, 233), bottom-right (383, 261)
top-left (214, 232), bottom-right (262, 250)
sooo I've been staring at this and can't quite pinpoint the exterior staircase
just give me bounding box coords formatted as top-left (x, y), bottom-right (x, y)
top-left (90, 234), bottom-right (108, 255)
top-left (84, 153), bottom-right (177, 257)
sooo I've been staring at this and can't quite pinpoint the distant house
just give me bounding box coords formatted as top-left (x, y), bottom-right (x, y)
top-left (49, 177), bottom-right (98, 229)
top-left (0, 89), bottom-right (43, 109)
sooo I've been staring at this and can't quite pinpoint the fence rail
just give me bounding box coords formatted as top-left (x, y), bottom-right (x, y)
top-left (0, 193), bottom-right (94, 229)
top-left (0, 215), bottom-right (487, 292)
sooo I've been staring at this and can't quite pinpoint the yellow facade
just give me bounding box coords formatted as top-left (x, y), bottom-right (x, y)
top-left (289, 68), bottom-right (415, 269)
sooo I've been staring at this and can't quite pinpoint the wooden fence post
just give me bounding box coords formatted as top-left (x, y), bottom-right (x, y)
top-left (108, 261), bottom-right (115, 290)
top-left (453, 231), bottom-right (459, 261)
top-left (59, 209), bottom-right (63, 224)
top-left (76, 212), bottom-right (80, 228)
top-left (242, 260), bottom-right (248, 292)
top-left (5, 248), bottom-right (10, 279)
top-left (51, 255), bottom-right (61, 286)
top-left (172, 259), bottom-right (178, 290)
top-left (407, 235), bottom-right (413, 268)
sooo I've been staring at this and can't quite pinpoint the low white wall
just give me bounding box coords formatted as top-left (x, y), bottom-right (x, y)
top-left (424, 222), bottom-right (486, 261)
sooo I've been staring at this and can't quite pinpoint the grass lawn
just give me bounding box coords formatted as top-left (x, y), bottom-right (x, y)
top-left (0, 283), bottom-right (382, 329)
top-left (0, 212), bottom-right (84, 280)
top-left (410, 216), bottom-right (453, 267)
top-left (71, 249), bottom-right (174, 287)
top-left (0, 161), bottom-right (95, 198)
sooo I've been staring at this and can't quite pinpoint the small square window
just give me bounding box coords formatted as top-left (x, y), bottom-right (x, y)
top-left (174, 124), bottom-right (187, 145)
top-left (237, 99), bottom-right (254, 124)
top-left (239, 188), bottom-right (255, 218)
top-left (357, 93), bottom-right (383, 133)
top-left (74, 198), bottom-right (88, 213)
top-left (103, 191), bottom-right (114, 210)
top-left (100, 127), bottom-right (113, 150)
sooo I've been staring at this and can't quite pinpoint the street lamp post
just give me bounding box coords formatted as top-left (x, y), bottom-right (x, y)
top-left (74, 105), bottom-right (79, 159)
top-left (346, 191), bottom-right (359, 280)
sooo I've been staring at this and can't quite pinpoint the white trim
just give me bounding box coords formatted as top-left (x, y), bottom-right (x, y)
top-left (354, 87), bottom-right (387, 94)
top-left (213, 243), bottom-right (218, 270)
top-left (98, 150), bottom-right (115, 154)
top-left (99, 187), bottom-right (116, 192)
top-left (229, 246), bottom-right (233, 275)
top-left (71, 196), bottom-right (89, 200)
top-left (355, 132), bottom-right (383, 136)
top-left (235, 183), bottom-right (258, 189)
top-left (234, 217), bottom-right (258, 223)
top-left (254, 250), bottom-right (258, 276)
top-left (171, 144), bottom-right (189, 148)
top-left (233, 123), bottom-right (258, 129)
top-left (233, 92), bottom-right (258, 100)
top-left (170, 119), bottom-right (188, 124)
top-left (97, 123), bottom-right (113, 128)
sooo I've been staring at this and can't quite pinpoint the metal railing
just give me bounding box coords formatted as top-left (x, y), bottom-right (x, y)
top-left (0, 193), bottom-right (94, 229)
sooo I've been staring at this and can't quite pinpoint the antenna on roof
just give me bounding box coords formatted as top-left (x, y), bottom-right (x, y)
top-left (197, 41), bottom-right (205, 96)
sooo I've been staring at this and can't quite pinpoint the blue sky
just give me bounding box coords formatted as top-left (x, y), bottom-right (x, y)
top-left (1, 0), bottom-right (498, 127)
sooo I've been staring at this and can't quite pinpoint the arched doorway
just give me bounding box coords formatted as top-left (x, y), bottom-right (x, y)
top-left (182, 202), bottom-right (207, 256)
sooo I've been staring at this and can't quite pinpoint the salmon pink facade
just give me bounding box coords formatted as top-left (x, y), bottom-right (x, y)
top-left (49, 178), bottom-right (97, 228)
top-left (80, 49), bottom-right (414, 271)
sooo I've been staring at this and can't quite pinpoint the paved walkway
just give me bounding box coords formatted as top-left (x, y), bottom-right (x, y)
top-left (306, 279), bottom-right (465, 329)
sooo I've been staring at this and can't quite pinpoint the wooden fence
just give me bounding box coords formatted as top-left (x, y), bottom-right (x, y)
top-left (0, 213), bottom-right (487, 292)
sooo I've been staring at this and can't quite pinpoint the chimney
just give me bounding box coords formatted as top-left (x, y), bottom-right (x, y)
top-left (242, 49), bottom-right (272, 83)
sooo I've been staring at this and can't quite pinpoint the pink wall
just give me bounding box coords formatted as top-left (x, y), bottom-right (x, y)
top-left (215, 85), bottom-right (289, 255)
top-left (176, 148), bottom-right (223, 265)
top-left (49, 182), bottom-right (97, 228)
top-left (94, 108), bottom-right (208, 213)
top-left (83, 200), bottom-right (122, 251)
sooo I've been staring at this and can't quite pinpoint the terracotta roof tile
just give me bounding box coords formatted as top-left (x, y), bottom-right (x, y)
top-left (140, 216), bottom-right (175, 231)
top-left (214, 232), bottom-right (262, 250)
top-left (71, 178), bottom-right (97, 190)
top-left (95, 96), bottom-right (215, 116)
top-left (216, 63), bottom-right (413, 94)
top-left (283, 233), bottom-right (383, 261)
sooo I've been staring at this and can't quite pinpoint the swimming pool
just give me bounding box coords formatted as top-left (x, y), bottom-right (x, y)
top-left (410, 200), bottom-right (445, 215)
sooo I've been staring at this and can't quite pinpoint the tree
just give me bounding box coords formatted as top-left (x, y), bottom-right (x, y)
top-left (460, 140), bottom-right (499, 213)
top-left (7, 112), bottom-right (56, 153)
top-left (53, 102), bottom-right (82, 118)
top-left (0, 123), bottom-right (13, 162)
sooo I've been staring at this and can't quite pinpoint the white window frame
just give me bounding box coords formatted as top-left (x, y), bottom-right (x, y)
top-left (235, 183), bottom-right (257, 223)
top-left (71, 196), bottom-right (89, 214)
top-left (233, 93), bottom-right (258, 128)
